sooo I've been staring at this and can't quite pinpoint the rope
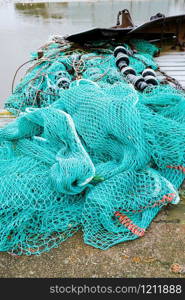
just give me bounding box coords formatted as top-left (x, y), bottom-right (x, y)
top-left (11, 59), bottom-right (36, 94)
top-left (157, 67), bottom-right (185, 92)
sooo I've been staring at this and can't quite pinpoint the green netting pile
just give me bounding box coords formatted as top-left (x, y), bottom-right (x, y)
top-left (5, 39), bottom-right (158, 114)
top-left (0, 38), bottom-right (185, 255)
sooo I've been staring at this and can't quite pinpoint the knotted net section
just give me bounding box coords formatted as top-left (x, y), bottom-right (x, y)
top-left (0, 39), bottom-right (184, 254)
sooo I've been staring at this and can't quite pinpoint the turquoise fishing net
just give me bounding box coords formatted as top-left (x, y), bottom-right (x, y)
top-left (5, 39), bottom-right (158, 114)
top-left (0, 39), bottom-right (185, 255)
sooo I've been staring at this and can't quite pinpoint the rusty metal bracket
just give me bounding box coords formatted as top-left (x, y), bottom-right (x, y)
top-left (116, 9), bottom-right (134, 28)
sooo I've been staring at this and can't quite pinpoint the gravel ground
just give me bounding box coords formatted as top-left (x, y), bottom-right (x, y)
top-left (0, 204), bottom-right (185, 278)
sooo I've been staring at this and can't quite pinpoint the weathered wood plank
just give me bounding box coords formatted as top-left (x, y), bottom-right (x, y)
top-left (156, 52), bottom-right (185, 59)
top-left (159, 66), bottom-right (185, 71)
top-left (157, 62), bottom-right (185, 70)
top-left (0, 110), bottom-right (16, 128)
top-left (156, 59), bottom-right (185, 62)
top-left (160, 70), bottom-right (185, 76)
top-left (155, 48), bottom-right (185, 86)
top-left (0, 110), bottom-right (14, 116)
top-left (160, 51), bottom-right (185, 56)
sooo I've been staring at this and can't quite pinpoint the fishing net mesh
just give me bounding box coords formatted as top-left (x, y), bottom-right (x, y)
top-left (0, 39), bottom-right (184, 255)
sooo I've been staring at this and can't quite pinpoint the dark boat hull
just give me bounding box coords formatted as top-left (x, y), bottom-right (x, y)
top-left (66, 12), bottom-right (185, 49)
top-left (67, 28), bottom-right (131, 43)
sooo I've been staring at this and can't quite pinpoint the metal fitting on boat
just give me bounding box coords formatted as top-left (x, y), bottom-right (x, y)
top-left (56, 77), bottom-right (70, 89)
top-left (114, 46), bottom-right (132, 57)
top-left (144, 75), bottom-right (158, 85)
top-left (37, 50), bottom-right (44, 60)
top-left (142, 68), bottom-right (156, 77)
top-left (120, 66), bottom-right (136, 76)
top-left (116, 53), bottom-right (129, 67)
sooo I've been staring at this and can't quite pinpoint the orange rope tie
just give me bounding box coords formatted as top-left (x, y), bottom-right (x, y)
top-left (115, 192), bottom-right (175, 236)
top-left (115, 211), bottom-right (145, 237)
top-left (167, 165), bottom-right (185, 174)
top-left (152, 193), bottom-right (175, 207)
